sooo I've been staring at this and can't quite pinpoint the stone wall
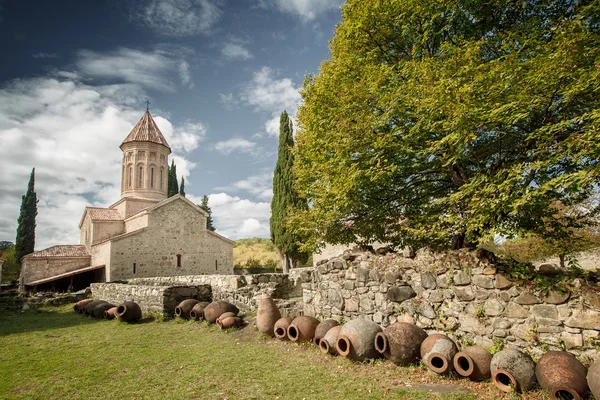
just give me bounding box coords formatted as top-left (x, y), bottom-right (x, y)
top-left (299, 248), bottom-right (600, 362)
top-left (90, 282), bottom-right (212, 315)
top-left (21, 256), bottom-right (92, 285)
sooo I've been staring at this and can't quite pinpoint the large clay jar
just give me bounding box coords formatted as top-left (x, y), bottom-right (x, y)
top-left (74, 299), bottom-right (90, 313)
top-left (104, 307), bottom-right (118, 320)
top-left (190, 302), bottom-right (210, 321)
top-left (217, 316), bottom-right (244, 329)
top-left (536, 351), bottom-right (588, 399)
top-left (588, 360), bottom-right (600, 399)
top-left (420, 334), bottom-right (458, 374)
top-left (92, 302), bottom-right (115, 319)
top-left (256, 296), bottom-right (281, 336)
top-left (84, 300), bottom-right (107, 316)
top-left (491, 349), bottom-right (537, 393)
top-left (336, 318), bottom-right (383, 362)
top-left (217, 312), bottom-right (237, 323)
top-left (175, 299), bottom-right (200, 319)
top-left (204, 301), bottom-right (239, 324)
top-left (313, 319), bottom-right (338, 346)
top-left (454, 346), bottom-right (492, 381)
top-left (116, 301), bottom-right (142, 323)
top-left (274, 317), bottom-right (294, 339)
top-left (375, 322), bottom-right (428, 366)
top-left (288, 316), bottom-right (320, 343)
top-left (320, 326), bottom-right (342, 355)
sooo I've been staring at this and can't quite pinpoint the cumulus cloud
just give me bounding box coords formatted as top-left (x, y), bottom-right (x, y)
top-left (76, 47), bottom-right (193, 91)
top-left (258, 0), bottom-right (342, 21)
top-left (215, 172), bottom-right (273, 201)
top-left (154, 117), bottom-right (206, 153)
top-left (134, 0), bottom-right (222, 36)
top-left (218, 92), bottom-right (238, 110)
top-left (0, 76), bottom-right (204, 250)
top-left (214, 138), bottom-right (257, 155)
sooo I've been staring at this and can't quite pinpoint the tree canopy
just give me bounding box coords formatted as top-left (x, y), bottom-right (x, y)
top-left (199, 194), bottom-right (215, 231)
top-left (15, 168), bottom-right (37, 261)
top-left (167, 160), bottom-right (179, 197)
top-left (292, 0), bottom-right (600, 252)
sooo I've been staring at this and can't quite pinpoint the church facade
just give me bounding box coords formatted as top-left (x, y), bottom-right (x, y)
top-left (20, 111), bottom-right (233, 291)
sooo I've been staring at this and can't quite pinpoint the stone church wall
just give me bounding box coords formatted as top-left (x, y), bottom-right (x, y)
top-left (108, 199), bottom-right (232, 281)
top-left (298, 249), bottom-right (600, 362)
top-left (21, 257), bottom-right (91, 284)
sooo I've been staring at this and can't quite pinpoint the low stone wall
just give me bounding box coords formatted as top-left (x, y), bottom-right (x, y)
top-left (299, 248), bottom-right (600, 362)
top-left (127, 273), bottom-right (302, 313)
top-left (90, 283), bottom-right (211, 315)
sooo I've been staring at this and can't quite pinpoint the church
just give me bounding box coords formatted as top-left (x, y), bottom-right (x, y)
top-left (20, 111), bottom-right (234, 292)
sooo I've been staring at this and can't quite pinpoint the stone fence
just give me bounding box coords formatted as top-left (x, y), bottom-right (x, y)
top-left (298, 248), bottom-right (600, 362)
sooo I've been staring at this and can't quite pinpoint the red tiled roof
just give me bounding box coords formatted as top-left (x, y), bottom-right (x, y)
top-left (86, 207), bottom-right (123, 221)
top-left (23, 245), bottom-right (90, 259)
top-left (121, 111), bottom-right (171, 150)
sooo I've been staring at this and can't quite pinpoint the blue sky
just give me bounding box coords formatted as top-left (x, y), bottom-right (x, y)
top-left (0, 0), bottom-right (344, 249)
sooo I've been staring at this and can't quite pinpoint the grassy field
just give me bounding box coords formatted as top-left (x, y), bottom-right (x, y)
top-left (0, 305), bottom-right (550, 400)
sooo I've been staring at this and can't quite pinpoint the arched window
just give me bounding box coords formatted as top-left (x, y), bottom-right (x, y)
top-left (160, 167), bottom-right (164, 190)
top-left (150, 167), bottom-right (155, 188)
top-left (138, 166), bottom-right (143, 188)
top-left (176, 254), bottom-right (182, 267)
top-left (128, 166), bottom-right (133, 188)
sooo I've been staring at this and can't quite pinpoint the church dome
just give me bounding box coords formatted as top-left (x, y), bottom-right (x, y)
top-left (120, 111), bottom-right (171, 151)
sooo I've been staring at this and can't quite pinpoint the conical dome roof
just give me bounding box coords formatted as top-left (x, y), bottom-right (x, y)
top-left (121, 111), bottom-right (171, 150)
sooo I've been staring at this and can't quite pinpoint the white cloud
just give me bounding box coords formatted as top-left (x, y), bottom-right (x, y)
top-left (76, 48), bottom-right (193, 91)
top-left (259, 0), bottom-right (342, 21)
top-left (214, 138), bottom-right (257, 155)
top-left (216, 172), bottom-right (273, 201)
top-left (154, 117), bottom-right (206, 153)
top-left (265, 114), bottom-right (280, 137)
top-left (221, 43), bottom-right (253, 60)
top-left (0, 76), bottom-right (204, 250)
top-left (134, 0), bottom-right (222, 36)
top-left (196, 192), bottom-right (271, 239)
top-left (33, 52), bottom-right (59, 59)
top-left (218, 92), bottom-right (238, 110)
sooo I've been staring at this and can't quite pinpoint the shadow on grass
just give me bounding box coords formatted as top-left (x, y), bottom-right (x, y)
top-left (0, 308), bottom-right (102, 337)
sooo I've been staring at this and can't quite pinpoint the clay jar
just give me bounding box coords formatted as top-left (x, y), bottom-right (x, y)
top-left (175, 299), bottom-right (200, 319)
top-left (92, 302), bottom-right (115, 319)
top-left (336, 318), bottom-right (383, 362)
top-left (490, 349), bottom-right (537, 393)
top-left (375, 322), bottom-right (428, 366)
top-left (453, 346), bottom-right (492, 381)
top-left (74, 299), bottom-right (90, 313)
top-left (256, 296), bottom-right (281, 336)
top-left (190, 302), bottom-right (210, 321)
top-left (313, 319), bottom-right (338, 346)
top-left (320, 326), bottom-right (342, 355)
top-left (204, 301), bottom-right (239, 324)
top-left (420, 334), bottom-right (458, 374)
top-left (218, 316), bottom-right (243, 329)
top-left (104, 307), bottom-right (118, 320)
top-left (588, 360), bottom-right (600, 400)
top-left (536, 351), bottom-right (588, 400)
top-left (287, 316), bottom-right (320, 343)
top-left (274, 317), bottom-right (294, 339)
top-left (84, 300), bottom-right (107, 316)
top-left (116, 301), bottom-right (142, 323)
top-left (217, 312), bottom-right (237, 324)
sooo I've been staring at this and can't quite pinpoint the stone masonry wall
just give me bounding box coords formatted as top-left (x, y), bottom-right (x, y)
top-left (299, 248), bottom-right (600, 362)
top-left (90, 282), bottom-right (211, 315)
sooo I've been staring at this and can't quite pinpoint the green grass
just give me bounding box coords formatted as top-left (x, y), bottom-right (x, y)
top-left (0, 306), bottom-right (544, 400)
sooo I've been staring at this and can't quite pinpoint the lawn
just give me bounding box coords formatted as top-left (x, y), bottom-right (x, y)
top-left (0, 305), bottom-right (549, 400)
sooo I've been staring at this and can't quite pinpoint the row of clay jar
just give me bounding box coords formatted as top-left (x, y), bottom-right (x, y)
top-left (74, 299), bottom-right (141, 322)
top-left (254, 296), bottom-right (598, 400)
top-left (175, 298), bottom-right (244, 329)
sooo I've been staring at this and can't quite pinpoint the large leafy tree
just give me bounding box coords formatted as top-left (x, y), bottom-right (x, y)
top-left (199, 194), bottom-right (216, 231)
top-left (167, 160), bottom-right (179, 197)
top-left (271, 111), bottom-right (306, 272)
top-left (293, 0), bottom-right (600, 252)
top-left (15, 168), bottom-right (38, 261)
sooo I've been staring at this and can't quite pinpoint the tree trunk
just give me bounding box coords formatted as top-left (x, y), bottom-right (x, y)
top-left (281, 253), bottom-right (290, 274)
top-left (559, 253), bottom-right (565, 269)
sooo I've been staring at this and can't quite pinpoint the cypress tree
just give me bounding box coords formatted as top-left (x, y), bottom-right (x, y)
top-left (15, 168), bottom-right (38, 262)
top-left (167, 160), bottom-right (179, 197)
top-left (199, 194), bottom-right (216, 231)
top-left (270, 111), bottom-right (305, 273)
top-left (179, 177), bottom-right (186, 197)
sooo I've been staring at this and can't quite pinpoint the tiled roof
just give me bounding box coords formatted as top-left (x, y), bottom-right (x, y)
top-left (121, 111), bottom-right (171, 150)
top-left (86, 207), bottom-right (123, 221)
top-left (23, 245), bottom-right (90, 259)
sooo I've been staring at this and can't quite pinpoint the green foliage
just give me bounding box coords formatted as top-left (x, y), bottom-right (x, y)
top-left (0, 246), bottom-right (20, 284)
top-left (292, 0), bottom-right (600, 253)
top-left (198, 194), bottom-right (216, 231)
top-left (233, 238), bottom-right (280, 269)
top-left (179, 176), bottom-right (185, 197)
top-left (0, 241), bottom-right (13, 252)
top-left (167, 160), bottom-right (179, 197)
top-left (488, 338), bottom-right (506, 355)
top-left (473, 306), bottom-right (486, 322)
top-left (270, 110), bottom-right (307, 271)
top-left (15, 168), bottom-right (37, 262)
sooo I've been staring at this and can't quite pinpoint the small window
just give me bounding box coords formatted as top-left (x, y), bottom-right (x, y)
top-left (176, 254), bottom-right (182, 267)
top-left (133, 263), bottom-right (136, 274)
top-left (138, 166), bottom-right (143, 188)
top-left (150, 167), bottom-right (154, 188)
top-left (215, 260), bottom-right (218, 271)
